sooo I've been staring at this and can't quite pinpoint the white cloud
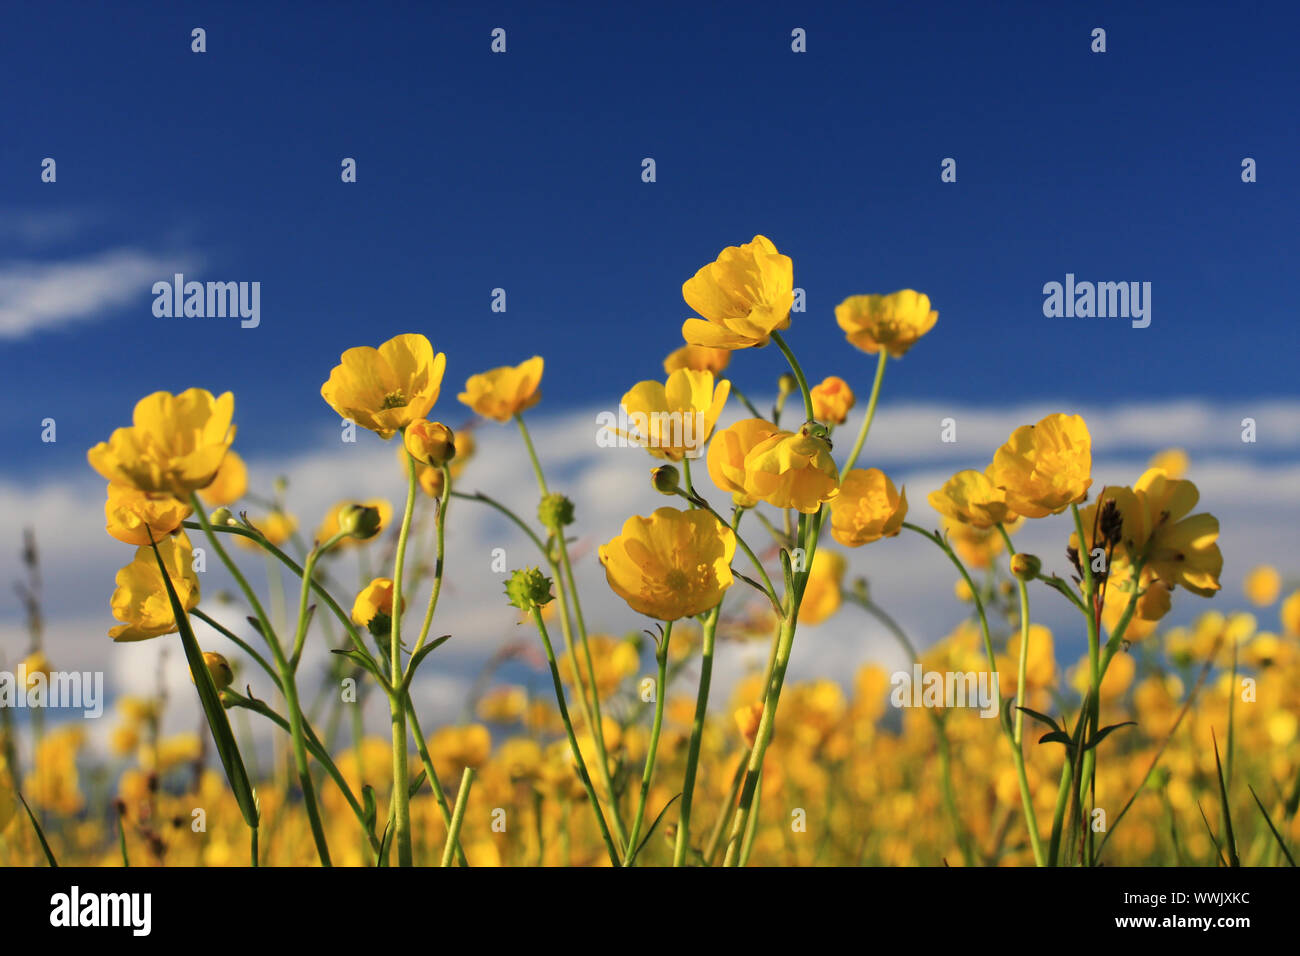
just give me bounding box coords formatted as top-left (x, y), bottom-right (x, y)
top-left (0, 249), bottom-right (195, 339)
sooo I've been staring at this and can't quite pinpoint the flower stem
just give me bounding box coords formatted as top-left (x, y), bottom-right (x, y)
top-left (624, 621), bottom-right (671, 864)
top-left (770, 331), bottom-right (815, 421)
top-left (841, 350), bottom-right (887, 475)
top-left (440, 767), bottom-right (475, 867)
top-left (387, 449), bottom-right (419, 867)
top-left (673, 606), bottom-right (720, 865)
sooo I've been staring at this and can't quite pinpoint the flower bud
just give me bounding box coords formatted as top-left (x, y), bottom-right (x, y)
top-left (405, 419), bottom-right (456, 467)
top-left (734, 702), bottom-right (764, 747)
top-left (651, 465), bottom-right (680, 495)
top-left (1010, 552), bottom-right (1042, 581)
top-left (194, 651), bottom-right (234, 691)
top-left (505, 568), bottom-right (554, 611)
top-left (210, 507), bottom-right (233, 526)
top-left (777, 374), bottom-right (797, 397)
top-left (537, 493), bottom-right (575, 530)
top-left (338, 503), bottom-right (383, 540)
top-left (954, 579), bottom-right (974, 602)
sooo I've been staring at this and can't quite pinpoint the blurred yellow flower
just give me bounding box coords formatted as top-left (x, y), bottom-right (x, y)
top-left (664, 343), bottom-right (730, 375)
top-left (707, 417), bottom-right (781, 507)
top-left (108, 531), bottom-right (200, 642)
top-left (616, 368), bottom-right (730, 461)
top-left (829, 468), bottom-right (907, 547)
top-left (1243, 565), bottom-right (1282, 606)
top-left (834, 290), bottom-right (938, 358)
top-left (681, 235), bottom-right (794, 350)
top-left (458, 356), bottom-right (543, 422)
top-left (928, 470), bottom-right (1016, 529)
top-left (986, 413), bottom-right (1092, 518)
top-left (558, 635), bottom-right (640, 697)
top-left (1281, 590), bottom-right (1300, 637)
top-left (404, 419), bottom-right (456, 467)
top-left (237, 511), bottom-right (297, 549)
top-left (88, 388), bottom-right (237, 497)
top-left (742, 426), bottom-right (840, 514)
top-left (476, 686), bottom-right (528, 723)
top-left (945, 517), bottom-right (1016, 570)
top-left (735, 702), bottom-right (764, 747)
top-left (800, 549), bottom-right (847, 625)
top-left (429, 725), bottom-right (492, 779)
top-left (321, 333), bottom-right (447, 439)
top-left (103, 483), bottom-right (192, 546)
top-left (598, 507), bottom-right (736, 620)
top-left (1101, 559), bottom-right (1171, 641)
top-left (809, 376), bottom-right (855, 425)
top-left (1147, 447), bottom-right (1188, 480)
top-left (197, 450), bottom-right (248, 506)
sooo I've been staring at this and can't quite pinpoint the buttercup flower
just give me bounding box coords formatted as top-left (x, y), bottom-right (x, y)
top-left (404, 419), bottom-right (456, 466)
top-left (829, 468), bottom-right (907, 547)
top-left (986, 413), bottom-right (1092, 518)
top-left (598, 507), bottom-right (736, 620)
top-left (664, 343), bottom-right (730, 375)
top-left (1102, 559), bottom-right (1171, 641)
top-left (834, 291), bottom-right (938, 358)
top-left (927, 470), bottom-right (1017, 529)
top-left (810, 376), bottom-right (855, 425)
top-left (1147, 447), bottom-right (1189, 480)
top-left (1119, 468), bottom-right (1222, 597)
top-left (197, 450), bottom-right (248, 506)
top-left (681, 235), bottom-right (794, 350)
top-left (352, 578), bottom-right (404, 630)
top-left (1243, 565), bottom-right (1282, 606)
top-left (707, 418), bottom-right (782, 507)
top-left (108, 531), bottom-right (200, 642)
top-left (800, 549), bottom-right (848, 626)
top-left (742, 425), bottom-right (840, 514)
top-left (458, 356), bottom-right (543, 422)
top-left (616, 368), bottom-right (730, 461)
top-left (89, 389), bottom-right (236, 497)
top-left (105, 483), bottom-right (192, 546)
top-left (321, 333), bottom-right (447, 439)
top-left (1281, 590), bottom-right (1300, 637)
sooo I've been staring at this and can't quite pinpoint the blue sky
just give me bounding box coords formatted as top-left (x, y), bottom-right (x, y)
top-left (3, 0), bottom-right (1298, 481)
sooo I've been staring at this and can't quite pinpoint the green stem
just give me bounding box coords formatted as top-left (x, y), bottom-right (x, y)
top-left (406, 698), bottom-right (468, 867)
top-left (673, 606), bottom-right (721, 865)
top-left (441, 768), bottom-right (475, 867)
top-left (770, 331), bottom-right (815, 421)
top-left (624, 622), bottom-right (672, 864)
top-left (387, 449), bottom-right (419, 867)
top-left (841, 349), bottom-right (888, 475)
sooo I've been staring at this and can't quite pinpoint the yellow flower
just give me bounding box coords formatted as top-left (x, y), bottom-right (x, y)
top-left (1101, 559), bottom-right (1171, 641)
top-left (197, 651), bottom-right (234, 691)
top-left (997, 625), bottom-right (1057, 694)
top-left (197, 450), bottom-right (248, 506)
top-left (108, 531), bottom-right (200, 642)
top-left (707, 418), bottom-right (782, 507)
top-left (986, 413), bottom-right (1092, 518)
top-left (664, 343), bottom-right (730, 375)
top-left (1282, 590), bottom-right (1300, 637)
top-left (927, 470), bottom-right (1016, 529)
top-left (237, 511), bottom-right (297, 549)
top-left (734, 702), bottom-right (764, 747)
top-left (829, 468), bottom-right (907, 547)
top-left (681, 235), bottom-right (794, 350)
top-left (351, 578), bottom-right (403, 628)
top-left (834, 290), bottom-right (938, 358)
top-left (476, 686), bottom-right (528, 723)
top-left (616, 369), bottom-right (730, 461)
top-left (404, 419), bottom-right (456, 466)
top-left (104, 483), bottom-right (192, 546)
top-left (0, 758), bottom-right (15, 832)
top-left (1119, 468), bottom-right (1222, 597)
top-left (742, 426), bottom-right (840, 514)
top-left (809, 376), bottom-right (855, 425)
top-left (429, 725), bottom-right (492, 779)
top-left (557, 636), bottom-right (641, 697)
top-left (1243, 565), bottom-right (1282, 607)
top-left (458, 356), bottom-right (543, 422)
top-left (800, 549), bottom-right (847, 625)
top-left (88, 389), bottom-right (236, 497)
top-left (1147, 447), bottom-right (1188, 480)
top-left (944, 517), bottom-right (1017, 570)
top-left (417, 464), bottom-right (446, 499)
top-left (317, 499), bottom-right (393, 547)
top-left (598, 507), bottom-right (736, 620)
top-left (321, 333), bottom-right (447, 439)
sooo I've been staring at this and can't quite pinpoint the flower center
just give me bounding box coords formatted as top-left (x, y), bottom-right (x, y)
top-left (665, 569), bottom-right (689, 592)
top-left (382, 390), bottom-right (408, 409)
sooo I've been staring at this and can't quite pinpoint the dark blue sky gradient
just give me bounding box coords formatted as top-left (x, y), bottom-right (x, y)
top-left (3, 0), bottom-right (1297, 479)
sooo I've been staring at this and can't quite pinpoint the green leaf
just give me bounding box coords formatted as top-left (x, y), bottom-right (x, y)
top-left (407, 634), bottom-right (451, 676)
top-left (17, 791), bottom-right (58, 867)
top-left (1211, 731), bottom-right (1239, 867)
top-left (1017, 706), bottom-right (1062, 735)
top-left (1038, 731), bottom-right (1073, 747)
top-left (1083, 721), bottom-right (1137, 753)
top-left (408, 769), bottom-right (428, 800)
top-left (626, 793), bottom-right (682, 866)
top-left (1248, 785), bottom-right (1296, 867)
top-left (151, 538), bottom-right (260, 829)
top-left (1197, 800), bottom-right (1229, 867)
top-left (361, 784), bottom-right (378, 833)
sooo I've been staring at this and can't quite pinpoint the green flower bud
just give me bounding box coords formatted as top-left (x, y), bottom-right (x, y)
top-left (651, 465), bottom-right (680, 494)
top-left (505, 568), bottom-right (554, 611)
top-left (1010, 552), bottom-right (1042, 581)
top-left (537, 493), bottom-right (575, 531)
top-left (339, 503), bottom-right (383, 540)
top-left (777, 374), bottom-right (797, 397)
top-left (210, 507), bottom-right (233, 526)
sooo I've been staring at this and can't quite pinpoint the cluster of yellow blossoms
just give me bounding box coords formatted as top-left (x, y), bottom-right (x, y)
top-left (4, 233), bottom-right (1292, 871)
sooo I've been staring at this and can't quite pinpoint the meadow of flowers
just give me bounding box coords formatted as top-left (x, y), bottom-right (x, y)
top-left (3, 234), bottom-right (1297, 868)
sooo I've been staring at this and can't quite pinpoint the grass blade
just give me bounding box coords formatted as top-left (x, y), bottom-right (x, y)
top-left (17, 791), bottom-right (58, 866)
top-left (1211, 729), bottom-right (1239, 867)
top-left (1248, 785), bottom-right (1296, 867)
